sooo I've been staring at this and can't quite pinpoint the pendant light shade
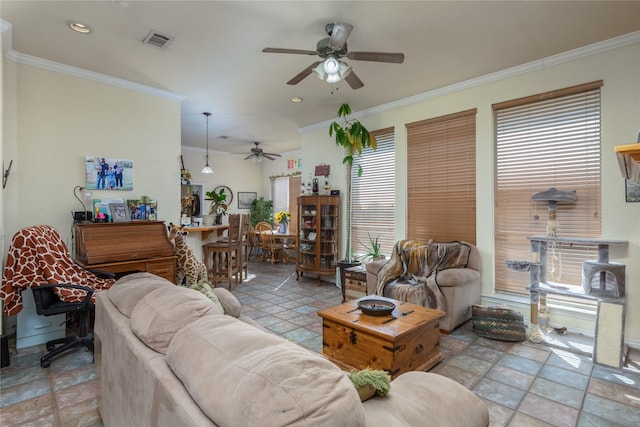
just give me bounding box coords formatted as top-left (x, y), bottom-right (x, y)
top-left (201, 112), bottom-right (213, 174)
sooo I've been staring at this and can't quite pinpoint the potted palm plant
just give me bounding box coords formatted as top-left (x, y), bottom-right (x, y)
top-left (330, 103), bottom-right (377, 280)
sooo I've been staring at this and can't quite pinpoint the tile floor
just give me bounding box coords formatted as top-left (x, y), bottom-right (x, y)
top-left (1, 259), bottom-right (639, 426)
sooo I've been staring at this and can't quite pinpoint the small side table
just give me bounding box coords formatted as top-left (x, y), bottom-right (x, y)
top-left (343, 265), bottom-right (368, 302)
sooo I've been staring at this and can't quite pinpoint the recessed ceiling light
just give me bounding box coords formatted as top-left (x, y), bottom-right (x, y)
top-left (67, 21), bottom-right (92, 34)
top-left (291, 97), bottom-right (303, 103)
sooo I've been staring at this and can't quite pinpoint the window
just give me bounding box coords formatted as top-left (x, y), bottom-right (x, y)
top-left (406, 109), bottom-right (477, 244)
top-left (350, 127), bottom-right (396, 257)
top-left (494, 81), bottom-right (602, 295)
top-left (272, 177), bottom-right (289, 219)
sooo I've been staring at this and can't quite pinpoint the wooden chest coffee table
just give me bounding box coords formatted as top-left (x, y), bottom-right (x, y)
top-left (317, 297), bottom-right (444, 379)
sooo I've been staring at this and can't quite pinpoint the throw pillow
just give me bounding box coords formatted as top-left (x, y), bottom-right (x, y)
top-left (189, 280), bottom-right (225, 314)
top-left (472, 305), bottom-right (526, 342)
top-left (212, 287), bottom-right (242, 318)
top-left (348, 369), bottom-right (391, 402)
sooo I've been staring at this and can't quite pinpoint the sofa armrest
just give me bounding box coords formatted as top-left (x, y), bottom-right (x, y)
top-left (430, 268), bottom-right (480, 288)
top-left (363, 371), bottom-right (489, 427)
top-left (366, 259), bottom-right (388, 295)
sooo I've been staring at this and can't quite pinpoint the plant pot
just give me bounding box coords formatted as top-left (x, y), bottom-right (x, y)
top-left (202, 215), bottom-right (215, 226)
top-left (215, 214), bottom-right (223, 225)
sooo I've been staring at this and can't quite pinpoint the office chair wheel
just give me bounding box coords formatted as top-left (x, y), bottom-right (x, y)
top-left (46, 343), bottom-right (56, 351)
top-left (41, 360), bottom-right (51, 368)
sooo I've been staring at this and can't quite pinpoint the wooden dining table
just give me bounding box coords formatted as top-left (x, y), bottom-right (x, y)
top-left (258, 230), bottom-right (298, 263)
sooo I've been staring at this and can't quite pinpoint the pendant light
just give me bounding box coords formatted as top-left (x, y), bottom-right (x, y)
top-left (201, 112), bottom-right (213, 174)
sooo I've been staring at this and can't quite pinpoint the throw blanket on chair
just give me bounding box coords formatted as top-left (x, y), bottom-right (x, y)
top-left (376, 240), bottom-right (471, 312)
top-left (1, 225), bottom-right (115, 316)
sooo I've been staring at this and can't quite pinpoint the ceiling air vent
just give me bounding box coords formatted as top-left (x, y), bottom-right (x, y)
top-left (143, 30), bottom-right (173, 49)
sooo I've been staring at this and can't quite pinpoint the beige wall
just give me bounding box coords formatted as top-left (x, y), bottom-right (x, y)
top-left (2, 60), bottom-right (181, 261)
top-left (301, 42), bottom-right (640, 343)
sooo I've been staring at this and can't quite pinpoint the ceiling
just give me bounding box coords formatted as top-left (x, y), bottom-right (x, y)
top-left (2, 1), bottom-right (639, 157)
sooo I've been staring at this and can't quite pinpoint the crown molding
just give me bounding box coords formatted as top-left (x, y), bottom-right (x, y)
top-left (1, 19), bottom-right (184, 102)
top-left (301, 31), bottom-right (640, 134)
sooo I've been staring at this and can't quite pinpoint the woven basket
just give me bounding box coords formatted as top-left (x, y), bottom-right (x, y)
top-left (472, 305), bottom-right (526, 342)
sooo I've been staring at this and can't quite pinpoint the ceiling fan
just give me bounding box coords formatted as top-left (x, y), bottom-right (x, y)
top-left (241, 142), bottom-right (282, 161)
top-left (262, 21), bottom-right (404, 89)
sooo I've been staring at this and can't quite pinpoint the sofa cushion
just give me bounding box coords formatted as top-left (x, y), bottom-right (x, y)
top-left (166, 315), bottom-right (367, 427)
top-left (130, 285), bottom-right (221, 354)
top-left (107, 272), bottom-right (174, 318)
top-left (363, 371), bottom-right (489, 427)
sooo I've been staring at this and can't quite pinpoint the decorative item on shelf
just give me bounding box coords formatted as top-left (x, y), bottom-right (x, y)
top-left (275, 211), bottom-right (290, 233)
top-left (180, 155), bottom-right (191, 184)
top-left (312, 178), bottom-right (319, 194)
top-left (322, 174), bottom-right (331, 195)
top-left (201, 112), bottom-right (213, 174)
top-left (330, 102), bottom-right (377, 266)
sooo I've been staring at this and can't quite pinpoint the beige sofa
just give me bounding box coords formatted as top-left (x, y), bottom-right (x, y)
top-left (366, 240), bottom-right (482, 333)
top-left (95, 272), bottom-right (489, 426)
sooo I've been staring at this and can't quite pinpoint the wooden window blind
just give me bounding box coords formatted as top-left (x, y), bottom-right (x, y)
top-left (493, 82), bottom-right (602, 295)
top-left (406, 109), bottom-right (477, 244)
top-left (350, 127), bottom-right (396, 257)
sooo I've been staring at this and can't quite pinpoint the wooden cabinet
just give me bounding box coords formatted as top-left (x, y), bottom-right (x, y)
top-left (296, 195), bottom-right (340, 283)
top-left (74, 221), bottom-right (177, 283)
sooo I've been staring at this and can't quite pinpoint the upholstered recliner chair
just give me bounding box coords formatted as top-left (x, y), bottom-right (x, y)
top-left (366, 240), bottom-right (481, 333)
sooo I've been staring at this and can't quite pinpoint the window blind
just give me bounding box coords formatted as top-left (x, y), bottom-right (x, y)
top-left (350, 127), bottom-right (396, 257)
top-left (493, 82), bottom-right (602, 295)
top-left (406, 109), bottom-right (477, 244)
top-left (272, 177), bottom-right (289, 222)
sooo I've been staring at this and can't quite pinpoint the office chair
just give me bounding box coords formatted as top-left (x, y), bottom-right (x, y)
top-left (1, 225), bottom-right (116, 367)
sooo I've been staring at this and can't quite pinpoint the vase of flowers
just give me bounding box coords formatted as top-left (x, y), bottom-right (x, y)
top-left (275, 211), bottom-right (290, 233)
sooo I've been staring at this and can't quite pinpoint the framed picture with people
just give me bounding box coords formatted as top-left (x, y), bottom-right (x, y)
top-left (84, 156), bottom-right (133, 191)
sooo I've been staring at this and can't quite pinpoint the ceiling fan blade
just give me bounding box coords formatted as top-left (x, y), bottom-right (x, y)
top-left (262, 154), bottom-right (277, 161)
top-left (328, 22), bottom-right (353, 50)
top-left (344, 70), bottom-right (364, 90)
top-left (262, 47), bottom-right (318, 55)
top-left (243, 154), bottom-right (254, 160)
top-left (287, 61), bottom-right (321, 85)
top-left (263, 152), bottom-right (282, 157)
top-left (347, 51), bottom-right (405, 63)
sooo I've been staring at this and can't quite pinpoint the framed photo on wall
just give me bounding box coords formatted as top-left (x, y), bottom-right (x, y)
top-left (238, 192), bottom-right (257, 209)
top-left (109, 203), bottom-right (131, 222)
top-left (84, 156), bottom-right (133, 191)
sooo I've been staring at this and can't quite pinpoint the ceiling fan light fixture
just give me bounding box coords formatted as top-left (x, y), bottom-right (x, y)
top-left (326, 73), bottom-right (341, 83)
top-left (338, 61), bottom-right (352, 78)
top-left (322, 55), bottom-right (340, 74)
top-left (201, 112), bottom-right (214, 174)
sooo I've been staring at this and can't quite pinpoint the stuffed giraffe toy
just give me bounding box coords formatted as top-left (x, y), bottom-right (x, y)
top-left (167, 223), bottom-right (208, 287)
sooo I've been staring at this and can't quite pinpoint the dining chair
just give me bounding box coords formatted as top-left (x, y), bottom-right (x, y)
top-left (260, 230), bottom-right (286, 264)
top-left (247, 224), bottom-right (262, 261)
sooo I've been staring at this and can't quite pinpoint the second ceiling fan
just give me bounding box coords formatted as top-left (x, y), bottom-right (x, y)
top-left (262, 22), bottom-right (404, 89)
top-left (241, 142), bottom-right (282, 161)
